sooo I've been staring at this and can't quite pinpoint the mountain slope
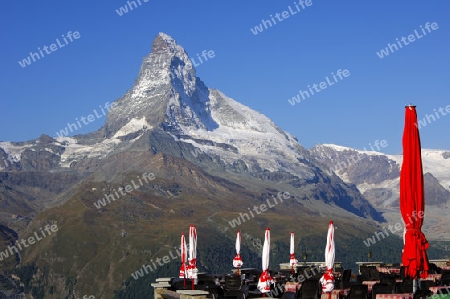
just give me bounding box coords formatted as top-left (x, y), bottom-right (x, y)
top-left (0, 33), bottom-right (382, 222)
top-left (310, 144), bottom-right (450, 240)
top-left (0, 33), bottom-right (406, 298)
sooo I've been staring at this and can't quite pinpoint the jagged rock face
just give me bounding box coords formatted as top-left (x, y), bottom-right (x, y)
top-left (103, 32), bottom-right (209, 138)
top-left (20, 138), bottom-right (65, 171)
top-left (0, 135), bottom-right (65, 172)
top-left (310, 144), bottom-right (450, 209)
top-left (0, 148), bottom-right (20, 171)
top-left (310, 144), bottom-right (450, 242)
top-left (423, 172), bottom-right (450, 205)
top-left (362, 188), bottom-right (395, 207)
top-left (361, 172), bottom-right (450, 208)
top-left (309, 145), bottom-right (400, 185)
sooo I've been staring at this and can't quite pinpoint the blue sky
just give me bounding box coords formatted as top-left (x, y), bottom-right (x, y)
top-left (1, 0), bottom-right (449, 155)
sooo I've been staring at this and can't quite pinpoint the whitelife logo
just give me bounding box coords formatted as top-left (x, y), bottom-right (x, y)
top-left (416, 104), bottom-right (450, 129)
top-left (115, 0), bottom-right (149, 16)
top-left (0, 224), bottom-right (58, 261)
top-left (131, 248), bottom-right (182, 280)
top-left (288, 69), bottom-right (350, 106)
top-left (376, 22), bottom-right (439, 59)
top-left (324, 140), bottom-right (388, 176)
top-left (250, 0), bottom-right (313, 35)
top-left (363, 211), bottom-right (424, 247)
top-left (0, 154), bottom-right (19, 171)
top-left (55, 102), bottom-right (116, 138)
top-left (18, 31), bottom-right (81, 68)
top-left (190, 50), bottom-right (215, 67)
top-left (93, 173), bottom-right (155, 209)
top-left (228, 192), bottom-right (290, 228)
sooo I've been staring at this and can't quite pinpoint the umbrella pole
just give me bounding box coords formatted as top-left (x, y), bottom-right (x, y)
top-left (414, 270), bottom-right (422, 293)
top-left (413, 270), bottom-right (419, 293)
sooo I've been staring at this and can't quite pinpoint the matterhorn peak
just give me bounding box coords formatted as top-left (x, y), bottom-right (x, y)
top-left (152, 32), bottom-right (186, 56)
top-left (102, 32), bottom-right (206, 137)
top-left (142, 32), bottom-right (195, 75)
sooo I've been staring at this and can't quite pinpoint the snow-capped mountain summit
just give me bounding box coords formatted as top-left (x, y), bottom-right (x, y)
top-left (0, 32), bottom-right (382, 222)
top-left (102, 32), bottom-right (311, 176)
top-left (3, 32), bottom-right (307, 175)
top-left (1, 33), bottom-right (309, 177)
top-left (104, 32), bottom-right (206, 137)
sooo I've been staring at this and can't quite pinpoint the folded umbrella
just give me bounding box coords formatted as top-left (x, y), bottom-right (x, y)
top-left (400, 105), bottom-right (429, 290)
top-left (179, 232), bottom-right (187, 287)
top-left (320, 220), bottom-right (335, 293)
top-left (187, 224), bottom-right (198, 289)
top-left (290, 231), bottom-right (298, 274)
top-left (258, 228), bottom-right (273, 294)
top-left (233, 230), bottom-right (243, 272)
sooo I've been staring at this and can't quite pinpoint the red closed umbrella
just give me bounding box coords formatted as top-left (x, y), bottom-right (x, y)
top-left (400, 105), bottom-right (429, 281)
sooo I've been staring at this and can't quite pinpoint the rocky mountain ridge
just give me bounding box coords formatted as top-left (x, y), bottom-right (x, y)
top-left (310, 144), bottom-right (450, 240)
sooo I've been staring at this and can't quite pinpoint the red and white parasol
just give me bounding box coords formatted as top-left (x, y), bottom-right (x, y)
top-left (320, 220), bottom-right (335, 293)
top-left (233, 230), bottom-right (244, 271)
top-left (179, 232), bottom-right (187, 280)
top-left (290, 231), bottom-right (298, 273)
top-left (258, 228), bottom-right (273, 294)
top-left (187, 225), bottom-right (198, 289)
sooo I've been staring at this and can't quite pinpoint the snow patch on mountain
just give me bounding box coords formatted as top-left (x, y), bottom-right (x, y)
top-left (0, 141), bottom-right (33, 163)
top-left (54, 136), bottom-right (78, 146)
top-left (174, 90), bottom-right (312, 176)
top-left (421, 150), bottom-right (450, 191)
top-left (44, 147), bottom-right (56, 155)
top-left (322, 143), bottom-right (388, 156)
top-left (58, 118), bottom-right (150, 168)
top-left (112, 117), bottom-right (152, 138)
top-left (384, 150), bottom-right (450, 191)
top-left (315, 144), bottom-right (450, 191)
top-left (311, 144), bottom-right (450, 238)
